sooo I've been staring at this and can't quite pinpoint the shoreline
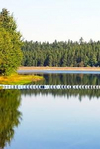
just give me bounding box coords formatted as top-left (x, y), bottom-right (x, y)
top-left (18, 67), bottom-right (100, 71)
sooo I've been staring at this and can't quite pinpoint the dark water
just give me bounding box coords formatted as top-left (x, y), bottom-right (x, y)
top-left (1, 73), bottom-right (100, 149)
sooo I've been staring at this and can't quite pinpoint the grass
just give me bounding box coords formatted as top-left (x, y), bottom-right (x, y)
top-left (0, 74), bottom-right (44, 85)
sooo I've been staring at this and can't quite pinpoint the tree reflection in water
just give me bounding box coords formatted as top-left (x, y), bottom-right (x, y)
top-left (22, 73), bottom-right (100, 100)
top-left (0, 90), bottom-right (22, 148)
top-left (33, 73), bottom-right (100, 85)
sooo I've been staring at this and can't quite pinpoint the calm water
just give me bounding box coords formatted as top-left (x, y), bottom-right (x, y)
top-left (18, 70), bottom-right (100, 74)
top-left (1, 73), bottom-right (100, 149)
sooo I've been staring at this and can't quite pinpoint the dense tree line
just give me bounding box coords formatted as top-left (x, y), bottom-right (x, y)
top-left (21, 39), bottom-right (100, 67)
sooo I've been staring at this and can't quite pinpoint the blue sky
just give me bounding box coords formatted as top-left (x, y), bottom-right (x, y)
top-left (0, 0), bottom-right (100, 42)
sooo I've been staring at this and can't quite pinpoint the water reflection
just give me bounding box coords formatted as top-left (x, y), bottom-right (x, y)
top-left (33, 73), bottom-right (100, 85)
top-left (21, 89), bottom-right (100, 101)
top-left (0, 90), bottom-right (22, 148)
top-left (6, 92), bottom-right (100, 149)
top-left (2, 73), bottom-right (100, 149)
top-left (20, 73), bottom-right (100, 100)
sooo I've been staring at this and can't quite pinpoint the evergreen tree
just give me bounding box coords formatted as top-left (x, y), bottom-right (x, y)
top-left (0, 8), bottom-right (23, 75)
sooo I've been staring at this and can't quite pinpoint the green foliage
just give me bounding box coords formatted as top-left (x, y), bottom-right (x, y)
top-left (22, 39), bottom-right (100, 67)
top-left (0, 8), bottom-right (23, 75)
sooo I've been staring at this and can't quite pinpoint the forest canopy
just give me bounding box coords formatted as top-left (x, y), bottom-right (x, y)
top-left (21, 39), bottom-right (100, 67)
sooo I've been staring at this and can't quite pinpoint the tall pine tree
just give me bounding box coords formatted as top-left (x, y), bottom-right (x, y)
top-left (0, 8), bottom-right (23, 75)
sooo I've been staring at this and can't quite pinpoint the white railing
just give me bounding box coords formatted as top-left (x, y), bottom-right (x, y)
top-left (0, 85), bottom-right (100, 89)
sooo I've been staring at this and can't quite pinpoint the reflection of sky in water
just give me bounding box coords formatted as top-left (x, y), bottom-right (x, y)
top-left (18, 70), bottom-right (100, 74)
top-left (6, 94), bottom-right (100, 149)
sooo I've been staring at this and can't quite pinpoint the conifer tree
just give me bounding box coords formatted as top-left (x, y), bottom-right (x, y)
top-left (0, 8), bottom-right (23, 75)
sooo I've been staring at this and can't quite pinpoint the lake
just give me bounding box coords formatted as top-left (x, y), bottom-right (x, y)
top-left (1, 73), bottom-right (100, 149)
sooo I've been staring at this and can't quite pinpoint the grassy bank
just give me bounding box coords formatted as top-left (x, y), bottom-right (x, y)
top-left (0, 74), bottom-right (43, 85)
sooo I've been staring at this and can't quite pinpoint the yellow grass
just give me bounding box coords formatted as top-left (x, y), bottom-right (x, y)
top-left (0, 74), bottom-right (43, 85)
